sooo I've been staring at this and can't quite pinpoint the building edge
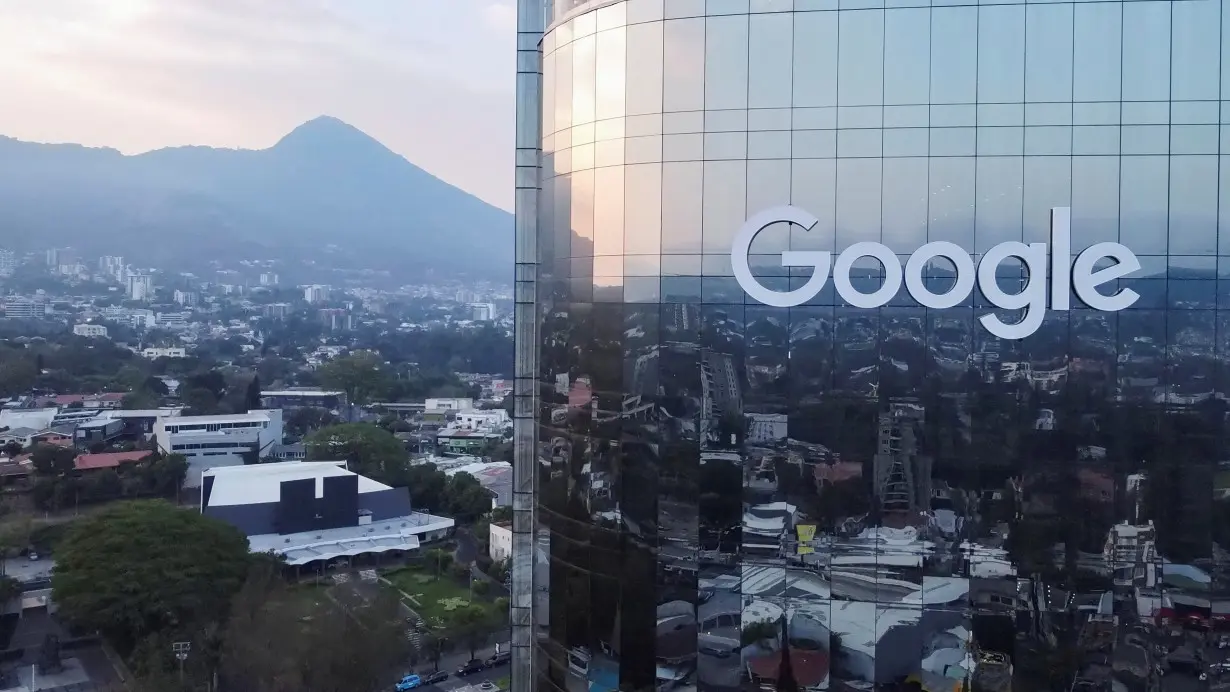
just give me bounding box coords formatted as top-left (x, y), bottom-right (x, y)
top-left (511, 1), bottom-right (544, 691)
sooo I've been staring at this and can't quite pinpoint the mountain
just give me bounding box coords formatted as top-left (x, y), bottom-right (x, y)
top-left (0, 116), bottom-right (512, 279)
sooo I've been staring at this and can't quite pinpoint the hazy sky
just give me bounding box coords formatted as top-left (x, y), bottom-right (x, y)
top-left (0, 0), bottom-right (517, 210)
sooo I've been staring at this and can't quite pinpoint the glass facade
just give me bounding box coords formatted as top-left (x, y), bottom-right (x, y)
top-left (522, 0), bottom-right (1230, 690)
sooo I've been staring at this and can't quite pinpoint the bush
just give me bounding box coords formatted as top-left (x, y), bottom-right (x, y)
top-left (472, 580), bottom-right (490, 596)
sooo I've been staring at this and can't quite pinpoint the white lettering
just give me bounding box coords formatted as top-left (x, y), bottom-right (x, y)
top-left (730, 205), bottom-right (1141, 339)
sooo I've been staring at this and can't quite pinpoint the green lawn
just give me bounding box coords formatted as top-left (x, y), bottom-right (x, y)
top-left (384, 567), bottom-right (474, 628)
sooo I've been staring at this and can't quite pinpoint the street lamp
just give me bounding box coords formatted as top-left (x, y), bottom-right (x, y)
top-left (172, 641), bottom-right (190, 682)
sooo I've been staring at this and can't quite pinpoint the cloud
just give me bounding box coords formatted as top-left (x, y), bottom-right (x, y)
top-left (0, 0), bottom-right (516, 210)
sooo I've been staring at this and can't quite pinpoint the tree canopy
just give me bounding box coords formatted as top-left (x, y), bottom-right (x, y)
top-left (304, 423), bottom-right (406, 479)
top-left (317, 351), bottom-right (390, 408)
top-left (51, 500), bottom-right (251, 653)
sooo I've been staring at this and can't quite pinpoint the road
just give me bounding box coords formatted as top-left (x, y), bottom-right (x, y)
top-left (402, 646), bottom-right (511, 692)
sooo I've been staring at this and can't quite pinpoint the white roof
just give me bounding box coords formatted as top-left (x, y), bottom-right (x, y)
top-left (0, 409), bottom-right (57, 433)
top-left (246, 512), bottom-right (454, 565)
top-left (203, 461), bottom-right (391, 507)
top-left (261, 390), bottom-right (343, 397)
top-left (102, 408), bottom-right (182, 419)
top-left (165, 411), bottom-right (273, 425)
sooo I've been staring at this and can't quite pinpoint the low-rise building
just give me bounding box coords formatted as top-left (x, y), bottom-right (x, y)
top-left (489, 522), bottom-right (512, 562)
top-left (260, 389), bottom-right (346, 411)
top-left (72, 323), bottom-right (109, 338)
top-left (200, 461), bottom-right (454, 567)
top-left (154, 410), bottom-right (284, 487)
top-left (142, 347), bottom-right (187, 359)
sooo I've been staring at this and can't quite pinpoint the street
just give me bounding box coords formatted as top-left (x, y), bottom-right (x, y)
top-left (402, 645), bottom-right (511, 691)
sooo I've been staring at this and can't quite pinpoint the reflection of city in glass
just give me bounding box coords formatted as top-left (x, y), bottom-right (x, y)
top-left (512, 0), bottom-right (1230, 690)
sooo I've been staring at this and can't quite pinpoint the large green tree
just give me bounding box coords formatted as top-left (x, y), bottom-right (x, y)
top-left (317, 351), bottom-right (391, 415)
top-left (304, 423), bottom-right (406, 478)
top-left (51, 500), bottom-right (251, 653)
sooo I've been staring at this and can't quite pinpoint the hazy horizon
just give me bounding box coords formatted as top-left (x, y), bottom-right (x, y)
top-left (0, 0), bottom-right (517, 211)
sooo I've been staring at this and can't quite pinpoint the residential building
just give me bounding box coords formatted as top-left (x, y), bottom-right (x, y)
top-left (0, 250), bottom-right (15, 278)
top-left (263, 303), bottom-right (291, 319)
top-left (126, 274), bottom-right (152, 301)
top-left (72, 323), bottom-right (109, 338)
top-left (303, 285), bottom-right (329, 303)
top-left (259, 273), bottom-right (279, 286)
top-left (173, 290), bottom-right (198, 307)
top-left (200, 461), bottom-right (454, 566)
top-left (470, 302), bottom-right (497, 321)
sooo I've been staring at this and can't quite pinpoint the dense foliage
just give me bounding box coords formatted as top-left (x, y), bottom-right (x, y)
top-left (51, 501), bottom-right (251, 653)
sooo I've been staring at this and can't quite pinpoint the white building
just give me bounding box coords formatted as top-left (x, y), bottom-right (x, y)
top-left (155, 410), bottom-right (284, 487)
top-left (173, 290), bottom-right (198, 308)
top-left (155, 312), bottom-right (190, 330)
top-left (127, 274), bottom-right (153, 301)
top-left (72, 323), bottom-right (109, 338)
top-left (98, 256), bottom-right (124, 280)
top-left (426, 397), bottom-right (474, 412)
top-left (489, 522), bottom-right (512, 561)
top-left (260, 273), bottom-right (279, 286)
top-left (453, 409), bottom-right (510, 431)
top-left (303, 285), bottom-right (329, 303)
top-left (0, 250), bottom-right (15, 278)
top-left (201, 461), bottom-right (454, 566)
top-left (142, 347), bottom-right (187, 359)
top-left (4, 297), bottom-right (45, 320)
top-left (470, 302), bottom-right (497, 321)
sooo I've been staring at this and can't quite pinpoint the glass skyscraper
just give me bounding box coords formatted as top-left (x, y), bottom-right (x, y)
top-left (510, 1), bottom-right (1230, 690)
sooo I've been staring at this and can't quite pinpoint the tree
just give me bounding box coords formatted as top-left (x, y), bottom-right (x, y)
top-left (0, 575), bottom-right (21, 604)
top-left (181, 387), bottom-right (220, 416)
top-left (244, 375), bottom-right (262, 413)
top-left (143, 376), bottom-right (170, 396)
top-left (304, 423), bottom-right (406, 479)
top-left (30, 444), bottom-right (76, 476)
top-left (444, 472), bottom-right (494, 521)
top-left (1, 441), bottom-right (21, 458)
top-left (51, 500), bottom-right (251, 653)
top-left (317, 351), bottom-right (391, 418)
top-left (122, 390), bottom-right (160, 410)
top-left (0, 359), bottom-right (36, 397)
top-left (285, 408), bottom-right (339, 438)
top-left (220, 559), bottom-right (409, 692)
top-left (448, 604), bottom-right (494, 659)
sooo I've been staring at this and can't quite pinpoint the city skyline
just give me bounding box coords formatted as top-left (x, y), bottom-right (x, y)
top-left (0, 0), bottom-right (517, 211)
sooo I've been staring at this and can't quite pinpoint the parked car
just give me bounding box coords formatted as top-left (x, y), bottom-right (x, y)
top-left (421, 671), bottom-right (448, 685)
top-left (394, 674), bottom-right (422, 691)
top-left (457, 659), bottom-right (486, 677)
top-left (485, 651), bottom-right (511, 667)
